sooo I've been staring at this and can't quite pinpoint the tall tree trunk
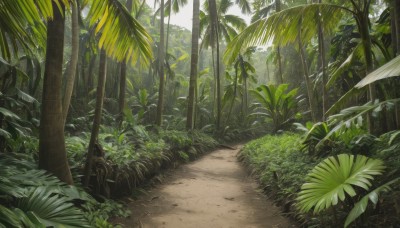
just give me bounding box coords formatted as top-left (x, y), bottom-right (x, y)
top-left (354, 2), bottom-right (376, 133)
top-left (239, 56), bottom-right (248, 116)
top-left (62, 1), bottom-right (80, 125)
top-left (276, 0), bottom-right (284, 84)
top-left (83, 50), bottom-right (107, 187)
top-left (394, 0), bottom-right (400, 128)
top-left (276, 47), bottom-right (284, 84)
top-left (298, 31), bottom-right (317, 122)
top-left (395, 0), bottom-right (400, 54)
top-left (317, 0), bottom-right (328, 121)
top-left (209, 0), bottom-right (221, 130)
top-left (166, 1), bottom-right (172, 60)
top-left (117, 0), bottom-right (133, 127)
top-left (186, 0), bottom-right (200, 130)
top-left (156, 0), bottom-right (165, 126)
top-left (266, 60), bottom-right (270, 83)
top-left (39, 2), bottom-right (73, 184)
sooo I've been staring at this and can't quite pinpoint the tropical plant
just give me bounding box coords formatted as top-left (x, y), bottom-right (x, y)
top-left (200, 0), bottom-right (247, 130)
top-left (297, 154), bottom-right (385, 225)
top-left (0, 155), bottom-right (91, 227)
top-left (251, 84), bottom-right (301, 132)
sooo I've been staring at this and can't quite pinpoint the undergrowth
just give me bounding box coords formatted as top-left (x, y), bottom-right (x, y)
top-left (239, 133), bottom-right (320, 215)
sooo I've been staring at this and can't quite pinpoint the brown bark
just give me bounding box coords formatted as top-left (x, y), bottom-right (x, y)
top-left (39, 2), bottom-right (73, 184)
top-left (317, 0), bottom-right (328, 120)
top-left (352, 1), bottom-right (375, 133)
top-left (186, 0), bottom-right (200, 130)
top-left (209, 0), bottom-right (221, 130)
top-left (298, 33), bottom-right (317, 122)
top-left (276, 0), bottom-right (284, 84)
top-left (84, 50), bottom-right (107, 187)
top-left (62, 1), bottom-right (80, 125)
top-left (156, 0), bottom-right (165, 126)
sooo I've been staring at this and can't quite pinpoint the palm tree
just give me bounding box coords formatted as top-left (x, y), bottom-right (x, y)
top-left (39, 1), bottom-right (73, 184)
top-left (200, 0), bottom-right (247, 130)
top-left (117, 0), bottom-right (133, 127)
top-left (164, 0), bottom-right (188, 56)
top-left (316, 0), bottom-right (328, 120)
top-left (83, 50), bottom-right (107, 187)
top-left (186, 0), bottom-right (200, 130)
top-left (224, 2), bottom-right (378, 130)
top-left (156, 0), bottom-right (166, 126)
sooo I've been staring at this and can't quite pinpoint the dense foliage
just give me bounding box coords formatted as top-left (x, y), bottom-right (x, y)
top-left (240, 129), bottom-right (400, 227)
top-left (1, 0), bottom-right (400, 226)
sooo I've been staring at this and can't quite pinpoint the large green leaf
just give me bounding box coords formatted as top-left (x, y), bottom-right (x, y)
top-left (17, 187), bottom-right (90, 227)
top-left (355, 55), bottom-right (400, 88)
top-left (344, 177), bottom-right (399, 227)
top-left (297, 154), bottom-right (385, 214)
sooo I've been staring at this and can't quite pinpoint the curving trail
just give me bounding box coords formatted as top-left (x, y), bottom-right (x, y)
top-left (114, 146), bottom-right (295, 228)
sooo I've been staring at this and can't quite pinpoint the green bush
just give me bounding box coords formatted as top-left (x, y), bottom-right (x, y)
top-left (239, 133), bottom-right (320, 210)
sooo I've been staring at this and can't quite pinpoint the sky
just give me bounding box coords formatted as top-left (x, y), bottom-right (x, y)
top-left (145, 0), bottom-right (252, 31)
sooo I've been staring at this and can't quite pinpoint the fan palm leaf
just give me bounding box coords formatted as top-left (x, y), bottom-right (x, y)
top-left (16, 187), bottom-right (90, 227)
top-left (297, 154), bottom-right (385, 214)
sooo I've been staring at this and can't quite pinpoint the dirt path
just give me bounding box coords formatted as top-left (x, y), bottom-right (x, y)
top-left (114, 146), bottom-right (295, 228)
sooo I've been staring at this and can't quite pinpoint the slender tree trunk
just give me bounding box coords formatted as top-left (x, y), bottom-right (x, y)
top-left (83, 50), bottom-right (107, 187)
top-left (39, 2), bottom-right (73, 184)
top-left (317, 0), bottom-right (328, 121)
top-left (395, 0), bottom-right (400, 54)
top-left (118, 62), bottom-right (126, 126)
top-left (356, 7), bottom-right (376, 133)
top-left (62, 1), bottom-right (80, 125)
top-left (394, 0), bottom-right (400, 128)
top-left (276, 0), bottom-right (284, 84)
top-left (266, 60), bottom-right (270, 83)
top-left (298, 32), bottom-right (317, 122)
top-left (239, 56), bottom-right (248, 116)
top-left (166, 2), bottom-right (172, 59)
top-left (227, 66), bottom-right (238, 123)
top-left (87, 56), bottom-right (96, 93)
top-left (156, 0), bottom-right (165, 126)
top-left (117, 0), bottom-right (133, 127)
top-left (208, 0), bottom-right (221, 130)
top-left (276, 47), bottom-right (284, 84)
top-left (186, 0), bottom-right (200, 130)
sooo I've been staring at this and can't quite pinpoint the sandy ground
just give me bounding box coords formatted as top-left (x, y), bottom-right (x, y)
top-left (113, 146), bottom-right (295, 228)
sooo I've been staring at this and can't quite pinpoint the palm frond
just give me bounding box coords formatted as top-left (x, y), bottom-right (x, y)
top-left (16, 187), bottom-right (90, 227)
top-left (224, 3), bottom-right (345, 64)
top-left (0, 0), bottom-right (69, 60)
top-left (84, 0), bottom-right (153, 66)
top-left (326, 43), bottom-right (363, 88)
top-left (235, 0), bottom-right (251, 14)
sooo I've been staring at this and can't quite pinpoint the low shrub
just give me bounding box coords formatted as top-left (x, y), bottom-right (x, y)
top-left (239, 133), bottom-right (320, 215)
